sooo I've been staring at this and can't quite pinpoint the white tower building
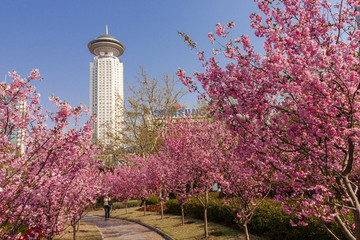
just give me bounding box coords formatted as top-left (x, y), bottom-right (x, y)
top-left (88, 26), bottom-right (125, 145)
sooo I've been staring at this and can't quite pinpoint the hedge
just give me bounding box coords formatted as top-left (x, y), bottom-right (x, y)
top-left (165, 193), bottom-right (235, 226)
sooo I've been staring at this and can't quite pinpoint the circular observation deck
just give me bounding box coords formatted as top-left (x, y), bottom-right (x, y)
top-left (88, 34), bottom-right (125, 57)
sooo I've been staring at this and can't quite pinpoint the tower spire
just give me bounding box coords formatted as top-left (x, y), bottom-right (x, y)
top-left (106, 24), bottom-right (108, 35)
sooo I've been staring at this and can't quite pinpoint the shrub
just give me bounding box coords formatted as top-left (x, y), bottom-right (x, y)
top-left (248, 199), bottom-right (346, 240)
top-left (111, 200), bottom-right (138, 210)
top-left (165, 199), bottom-right (181, 215)
top-left (207, 203), bottom-right (234, 226)
top-left (184, 197), bottom-right (203, 218)
top-left (165, 196), bottom-right (235, 226)
top-left (147, 195), bottom-right (160, 205)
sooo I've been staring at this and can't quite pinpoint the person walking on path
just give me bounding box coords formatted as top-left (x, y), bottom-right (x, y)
top-left (104, 196), bottom-right (112, 219)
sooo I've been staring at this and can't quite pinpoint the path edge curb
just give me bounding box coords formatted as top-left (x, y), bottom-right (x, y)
top-left (135, 221), bottom-right (174, 240)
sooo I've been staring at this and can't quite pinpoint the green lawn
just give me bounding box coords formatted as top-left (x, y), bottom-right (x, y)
top-left (54, 221), bottom-right (102, 240)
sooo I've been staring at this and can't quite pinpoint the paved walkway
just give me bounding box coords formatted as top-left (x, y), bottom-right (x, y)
top-left (82, 213), bottom-right (166, 240)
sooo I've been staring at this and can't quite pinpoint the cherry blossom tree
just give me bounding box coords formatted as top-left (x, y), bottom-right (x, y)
top-left (141, 152), bottom-right (169, 219)
top-left (0, 70), bottom-right (102, 239)
top-left (126, 155), bottom-right (156, 216)
top-left (159, 118), bottom-right (230, 238)
top-left (220, 150), bottom-right (271, 240)
top-left (144, 148), bottom-right (193, 221)
top-left (151, 148), bottom-right (190, 224)
top-left (106, 166), bottom-right (135, 214)
top-left (178, 0), bottom-right (360, 239)
top-left (66, 167), bottom-right (103, 240)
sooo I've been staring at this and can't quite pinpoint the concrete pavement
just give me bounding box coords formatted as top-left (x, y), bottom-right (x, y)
top-left (82, 213), bottom-right (167, 240)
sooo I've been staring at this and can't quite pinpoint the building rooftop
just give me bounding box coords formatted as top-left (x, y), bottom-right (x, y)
top-left (88, 26), bottom-right (125, 57)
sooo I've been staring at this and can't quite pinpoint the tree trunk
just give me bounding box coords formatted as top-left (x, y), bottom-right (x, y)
top-left (244, 223), bottom-right (250, 240)
top-left (143, 201), bottom-right (146, 216)
top-left (160, 201), bottom-right (164, 219)
top-left (354, 210), bottom-right (360, 240)
top-left (125, 202), bottom-right (128, 214)
top-left (204, 191), bottom-right (209, 238)
top-left (342, 175), bottom-right (359, 240)
top-left (73, 224), bottom-right (76, 240)
top-left (181, 203), bottom-right (185, 225)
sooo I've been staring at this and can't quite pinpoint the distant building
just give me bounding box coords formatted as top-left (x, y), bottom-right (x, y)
top-left (88, 26), bottom-right (125, 145)
top-left (8, 101), bottom-right (26, 155)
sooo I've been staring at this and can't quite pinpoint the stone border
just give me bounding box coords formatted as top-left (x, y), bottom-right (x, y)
top-left (81, 215), bottom-right (105, 240)
top-left (93, 224), bottom-right (105, 240)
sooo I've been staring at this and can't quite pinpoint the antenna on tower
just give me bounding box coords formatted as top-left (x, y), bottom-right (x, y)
top-left (106, 24), bottom-right (108, 35)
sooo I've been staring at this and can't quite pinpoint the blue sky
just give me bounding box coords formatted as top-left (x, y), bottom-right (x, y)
top-left (0, 0), bottom-right (262, 116)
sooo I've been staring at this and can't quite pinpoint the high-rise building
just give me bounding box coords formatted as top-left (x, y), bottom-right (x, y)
top-left (88, 26), bottom-right (125, 145)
